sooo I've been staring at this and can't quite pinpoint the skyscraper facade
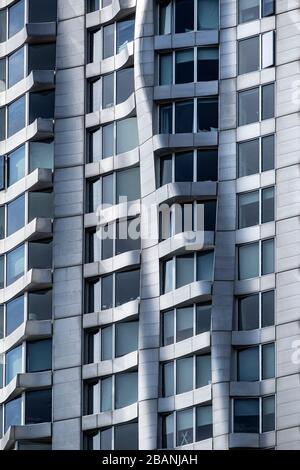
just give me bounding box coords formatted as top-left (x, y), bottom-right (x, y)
top-left (0, 0), bottom-right (300, 451)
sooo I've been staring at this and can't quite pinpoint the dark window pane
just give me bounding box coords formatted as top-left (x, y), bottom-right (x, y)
top-left (262, 290), bottom-right (274, 328)
top-left (28, 191), bottom-right (53, 221)
top-left (115, 321), bottom-right (138, 357)
top-left (102, 173), bottom-right (114, 206)
top-left (89, 128), bottom-right (101, 162)
top-left (197, 251), bottom-right (214, 281)
top-left (262, 135), bottom-right (274, 172)
top-left (28, 240), bottom-right (52, 269)
top-left (197, 150), bottom-right (218, 181)
top-left (26, 339), bottom-right (52, 372)
top-left (102, 73), bottom-right (114, 108)
top-left (176, 306), bottom-right (193, 342)
top-left (0, 305), bottom-right (3, 339)
top-left (116, 167), bottom-right (140, 203)
top-left (116, 17), bottom-right (135, 53)
top-left (160, 104), bottom-right (172, 133)
top-left (176, 408), bottom-right (193, 446)
top-left (175, 151), bottom-right (193, 182)
top-left (238, 294), bottom-right (259, 331)
top-left (198, 98), bottom-right (218, 131)
top-left (0, 256), bottom-right (4, 288)
top-left (8, 145), bottom-right (25, 186)
top-left (234, 398), bottom-right (259, 433)
top-left (29, 140), bottom-right (54, 172)
top-left (101, 376), bottom-right (112, 411)
top-left (101, 274), bottom-right (113, 310)
top-left (238, 88), bottom-right (259, 126)
top-left (88, 0), bottom-right (100, 11)
top-left (159, 53), bottom-right (172, 85)
top-left (6, 296), bottom-right (24, 336)
top-left (159, 2), bottom-right (172, 35)
top-left (7, 245), bottom-right (25, 285)
top-left (160, 155), bottom-right (172, 186)
top-left (89, 278), bottom-right (101, 312)
top-left (237, 347), bottom-right (259, 381)
top-left (0, 107), bottom-right (5, 140)
top-left (0, 9), bottom-right (7, 43)
top-left (29, 91), bottom-right (55, 123)
top-left (262, 0), bottom-right (275, 17)
top-left (196, 405), bottom-right (212, 441)
top-left (196, 303), bottom-right (211, 334)
top-left (25, 389), bottom-right (52, 424)
top-left (197, 47), bottom-right (219, 81)
top-left (239, 0), bottom-right (259, 23)
top-left (29, 0), bottom-right (57, 22)
top-left (8, 96), bottom-right (25, 137)
top-left (101, 224), bottom-right (114, 260)
top-left (262, 396), bottom-right (275, 432)
top-left (100, 427), bottom-right (112, 450)
top-left (176, 356), bottom-right (193, 394)
top-left (115, 269), bottom-right (140, 306)
top-left (103, 24), bottom-right (114, 59)
top-left (116, 218), bottom-right (140, 255)
top-left (101, 325), bottom-right (112, 360)
top-left (7, 195), bottom-right (25, 236)
top-left (6, 345), bottom-right (22, 384)
top-left (262, 342), bottom-right (275, 379)
top-left (176, 254), bottom-right (194, 288)
top-left (238, 191), bottom-right (259, 228)
top-left (115, 371), bottom-right (138, 408)
top-left (262, 83), bottom-right (274, 120)
top-left (175, 49), bottom-right (194, 84)
top-left (28, 44), bottom-right (56, 72)
top-left (116, 68), bottom-right (134, 104)
top-left (8, 47), bottom-right (24, 88)
top-left (0, 206), bottom-right (4, 238)
top-left (9, 0), bottom-right (25, 38)
top-left (5, 397), bottom-right (21, 432)
top-left (196, 354), bottom-right (211, 387)
top-left (175, 0), bottom-right (194, 33)
top-left (103, 123), bottom-right (114, 157)
top-left (238, 139), bottom-right (259, 177)
top-left (204, 201), bottom-right (216, 231)
top-left (262, 187), bottom-right (274, 223)
top-left (0, 58), bottom-right (6, 91)
top-left (238, 36), bottom-right (259, 75)
top-left (114, 422), bottom-right (138, 450)
top-left (28, 290), bottom-right (52, 321)
top-left (175, 100), bottom-right (194, 133)
top-left (162, 310), bottom-right (174, 346)
top-left (238, 243), bottom-right (259, 280)
top-left (262, 238), bottom-right (274, 275)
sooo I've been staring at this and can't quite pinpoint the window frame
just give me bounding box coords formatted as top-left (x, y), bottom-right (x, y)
top-left (237, 186), bottom-right (275, 229)
top-left (238, 0), bottom-right (275, 25)
top-left (237, 238), bottom-right (275, 280)
top-left (238, 83), bottom-right (275, 127)
top-left (235, 290), bottom-right (275, 331)
top-left (237, 134), bottom-right (275, 178)
top-left (232, 395), bottom-right (276, 434)
top-left (235, 342), bottom-right (275, 381)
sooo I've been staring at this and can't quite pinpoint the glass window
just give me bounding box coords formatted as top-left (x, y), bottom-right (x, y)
top-left (198, 0), bottom-right (219, 30)
top-left (238, 191), bottom-right (259, 229)
top-left (196, 354), bottom-right (211, 387)
top-left (0, 256), bottom-right (3, 289)
top-left (159, 2), bottom-right (172, 35)
top-left (175, 0), bottom-right (194, 33)
top-left (0, 58), bottom-right (6, 92)
top-left (160, 103), bottom-right (173, 134)
top-left (262, 187), bottom-right (274, 223)
top-left (263, 0), bottom-right (275, 17)
top-left (204, 201), bottom-right (216, 231)
top-left (115, 269), bottom-right (140, 306)
top-left (116, 167), bottom-right (140, 203)
top-left (103, 24), bottom-right (114, 59)
top-left (0, 305), bottom-right (3, 339)
top-left (102, 74), bottom-right (114, 109)
top-left (8, 96), bottom-right (26, 137)
top-left (176, 356), bottom-right (193, 394)
top-left (234, 398), bottom-right (259, 433)
top-left (238, 243), bottom-right (259, 280)
top-left (26, 339), bottom-right (52, 372)
top-left (238, 37), bottom-right (259, 75)
top-left (0, 107), bottom-right (5, 140)
top-left (88, 278), bottom-right (101, 313)
top-left (196, 303), bottom-right (211, 334)
top-left (175, 100), bottom-right (194, 133)
top-left (196, 405), bottom-right (212, 441)
top-left (162, 258), bottom-right (173, 294)
top-left (239, 0), bottom-right (260, 24)
top-left (198, 98), bottom-right (218, 131)
top-left (9, 0), bottom-right (25, 38)
top-left (102, 173), bottom-right (113, 206)
top-left (101, 376), bottom-right (112, 412)
top-left (262, 343), bottom-right (275, 379)
top-left (175, 152), bottom-right (193, 183)
top-left (237, 347), bottom-right (259, 381)
top-left (114, 421), bottom-right (138, 450)
top-left (6, 296), bottom-right (24, 336)
top-left (101, 326), bottom-right (112, 361)
top-left (262, 83), bottom-right (274, 120)
top-left (28, 191), bottom-right (53, 221)
top-left (262, 290), bottom-right (274, 328)
top-left (28, 0), bottom-right (57, 22)
top-left (162, 310), bottom-right (174, 346)
top-left (176, 254), bottom-right (194, 288)
top-left (262, 238), bottom-right (274, 275)
top-left (159, 53), bottom-right (172, 85)
top-left (91, 29), bottom-right (101, 62)
top-left (29, 141), bottom-right (54, 172)
top-left (25, 389), bottom-right (52, 424)
top-left (116, 217), bottom-right (140, 255)
top-left (162, 362), bottom-right (174, 397)
top-left (8, 145), bottom-right (25, 186)
top-left (197, 251), bottom-right (214, 281)
top-left (238, 139), bottom-right (259, 177)
top-left (176, 306), bottom-right (193, 342)
top-left (262, 134), bottom-right (274, 172)
top-left (116, 117), bottom-right (138, 154)
top-left (7, 195), bottom-right (25, 236)
top-left (238, 88), bottom-right (259, 126)
top-left (28, 290), bottom-right (52, 321)
top-left (102, 123), bottom-right (114, 158)
top-left (0, 9), bottom-right (7, 43)
top-left (162, 413), bottom-right (174, 449)
top-left (101, 224), bottom-right (113, 260)
top-left (197, 150), bottom-right (218, 181)
top-left (91, 79), bottom-right (101, 112)
top-left (0, 206), bottom-right (4, 239)
top-left (160, 155), bottom-right (172, 186)
top-left (28, 44), bottom-right (56, 72)
top-left (116, 17), bottom-right (135, 53)
top-left (7, 245), bottom-right (25, 285)
top-left (101, 275), bottom-right (113, 310)
top-left (197, 47), bottom-right (219, 81)
top-left (89, 128), bottom-right (101, 162)
top-left (116, 68), bottom-right (134, 104)
top-left (115, 321), bottom-right (138, 357)
top-left (8, 47), bottom-right (24, 88)
top-left (29, 90), bottom-right (55, 123)
top-left (177, 408), bottom-right (193, 446)
top-left (115, 371), bottom-right (138, 409)
top-left (4, 397), bottom-right (21, 432)
top-left (175, 49), bottom-right (194, 84)
top-left (6, 345), bottom-right (22, 385)
top-left (262, 396), bottom-right (275, 432)
top-left (28, 240), bottom-right (52, 269)
top-left (238, 295), bottom-right (259, 331)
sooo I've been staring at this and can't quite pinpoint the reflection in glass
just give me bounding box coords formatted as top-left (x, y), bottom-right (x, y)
top-left (8, 47), bottom-right (24, 88)
top-left (7, 245), bottom-right (25, 285)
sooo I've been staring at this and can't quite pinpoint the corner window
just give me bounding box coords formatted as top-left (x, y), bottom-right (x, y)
top-left (29, 90), bottom-right (55, 123)
top-left (28, 44), bottom-right (56, 72)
